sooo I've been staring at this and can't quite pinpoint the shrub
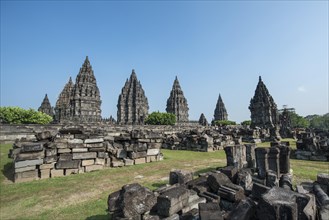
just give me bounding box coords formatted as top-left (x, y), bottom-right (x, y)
top-left (145, 112), bottom-right (176, 125)
top-left (213, 120), bottom-right (236, 126)
top-left (241, 120), bottom-right (251, 126)
top-left (0, 106), bottom-right (53, 124)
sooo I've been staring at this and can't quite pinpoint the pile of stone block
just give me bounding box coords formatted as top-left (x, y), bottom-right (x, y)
top-left (107, 143), bottom-right (329, 220)
top-left (295, 131), bottom-right (329, 161)
top-left (9, 128), bottom-right (163, 182)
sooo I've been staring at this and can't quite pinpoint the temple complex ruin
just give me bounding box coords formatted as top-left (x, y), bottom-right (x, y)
top-left (53, 57), bottom-right (102, 123)
top-left (38, 94), bottom-right (54, 117)
top-left (117, 69), bottom-right (149, 125)
top-left (213, 93), bottom-right (228, 121)
top-left (54, 77), bottom-right (74, 122)
top-left (166, 76), bottom-right (189, 122)
top-left (198, 113), bottom-right (208, 126)
top-left (249, 76), bottom-right (281, 139)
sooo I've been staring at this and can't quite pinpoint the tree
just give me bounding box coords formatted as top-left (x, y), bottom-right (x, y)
top-left (145, 112), bottom-right (176, 125)
top-left (289, 112), bottom-right (309, 128)
top-left (308, 113), bottom-right (329, 131)
top-left (0, 106), bottom-right (53, 124)
top-left (241, 120), bottom-right (251, 126)
top-left (213, 120), bottom-right (236, 126)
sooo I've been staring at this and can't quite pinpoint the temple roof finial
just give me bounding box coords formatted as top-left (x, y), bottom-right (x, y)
top-left (259, 76), bottom-right (262, 81)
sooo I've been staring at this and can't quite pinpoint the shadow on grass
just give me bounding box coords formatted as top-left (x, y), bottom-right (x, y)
top-left (85, 214), bottom-right (109, 220)
top-left (2, 162), bottom-right (14, 182)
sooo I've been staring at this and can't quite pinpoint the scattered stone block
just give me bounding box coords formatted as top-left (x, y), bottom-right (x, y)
top-left (65, 168), bottom-right (79, 175)
top-left (20, 143), bottom-right (44, 153)
top-left (35, 131), bottom-right (52, 141)
top-left (157, 186), bottom-right (190, 217)
top-left (147, 149), bottom-right (160, 156)
top-left (84, 138), bottom-right (104, 144)
top-left (56, 160), bottom-right (81, 169)
top-left (57, 148), bottom-right (71, 153)
top-left (15, 165), bottom-right (36, 173)
top-left (169, 170), bottom-right (193, 185)
top-left (82, 159), bottom-right (95, 166)
top-left (39, 163), bottom-right (55, 170)
top-left (39, 169), bottom-right (50, 179)
top-left (68, 139), bottom-right (83, 144)
top-left (72, 152), bottom-right (97, 160)
top-left (135, 157), bottom-right (146, 165)
top-left (15, 159), bottom-right (43, 169)
top-left (85, 165), bottom-right (103, 172)
top-left (16, 151), bottom-right (45, 161)
top-left (111, 159), bottom-right (124, 167)
top-left (198, 202), bottom-right (223, 220)
top-left (226, 198), bottom-right (256, 220)
top-left (124, 158), bottom-right (134, 166)
top-left (95, 158), bottom-right (105, 165)
top-left (51, 169), bottom-right (64, 177)
top-left (15, 170), bottom-right (38, 182)
top-left (72, 148), bottom-right (88, 153)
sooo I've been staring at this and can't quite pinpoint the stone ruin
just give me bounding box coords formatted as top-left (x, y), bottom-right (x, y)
top-left (38, 94), bottom-right (54, 118)
top-left (249, 76), bottom-right (281, 140)
top-left (198, 113), bottom-right (208, 126)
top-left (295, 130), bottom-right (329, 161)
top-left (214, 93), bottom-right (228, 122)
top-left (9, 128), bottom-right (163, 183)
top-left (166, 76), bottom-right (189, 123)
top-left (107, 143), bottom-right (329, 220)
top-left (52, 56), bottom-right (102, 123)
top-left (117, 70), bottom-right (149, 125)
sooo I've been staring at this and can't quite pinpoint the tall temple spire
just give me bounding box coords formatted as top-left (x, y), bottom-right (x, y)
top-left (54, 76), bottom-right (74, 122)
top-left (117, 69), bottom-right (149, 125)
top-left (249, 76), bottom-right (280, 138)
top-left (38, 94), bottom-right (54, 117)
top-left (214, 93), bottom-right (228, 121)
top-left (198, 113), bottom-right (208, 126)
top-left (166, 76), bottom-right (189, 123)
top-left (70, 56), bottom-right (102, 122)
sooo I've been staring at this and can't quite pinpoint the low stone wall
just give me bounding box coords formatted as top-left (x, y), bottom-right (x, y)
top-left (9, 129), bottom-right (163, 182)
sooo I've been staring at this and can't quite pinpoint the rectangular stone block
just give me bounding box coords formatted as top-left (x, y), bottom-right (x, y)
top-left (68, 139), bottom-right (84, 144)
top-left (134, 157), bottom-right (146, 165)
top-left (124, 158), bottom-right (134, 166)
top-left (39, 163), bottom-right (55, 170)
top-left (105, 158), bottom-right (111, 167)
top-left (58, 148), bottom-right (71, 153)
top-left (46, 149), bottom-right (57, 156)
top-left (55, 142), bottom-right (68, 149)
top-left (147, 149), bottom-right (160, 156)
top-left (72, 148), bottom-right (88, 153)
top-left (95, 158), bottom-right (105, 165)
top-left (82, 159), bottom-right (95, 166)
top-left (56, 160), bottom-right (81, 169)
top-left (15, 165), bottom-right (36, 173)
top-left (98, 152), bottom-right (109, 158)
top-left (44, 155), bottom-right (57, 163)
top-left (89, 147), bottom-right (106, 152)
top-left (86, 143), bottom-right (104, 148)
top-left (15, 170), bottom-right (38, 182)
top-left (85, 164), bottom-right (103, 172)
top-left (16, 150), bottom-right (45, 161)
top-left (128, 151), bottom-right (147, 159)
top-left (85, 138), bottom-right (104, 144)
top-left (39, 169), bottom-right (50, 179)
top-left (58, 153), bottom-right (72, 161)
top-left (65, 168), bottom-right (79, 175)
top-left (111, 160), bottom-right (124, 167)
top-left (72, 152), bottom-right (97, 160)
top-left (148, 142), bottom-right (162, 149)
top-left (20, 143), bottom-right (43, 153)
top-left (51, 169), bottom-right (64, 177)
top-left (15, 159), bottom-right (43, 169)
top-left (199, 203), bottom-right (223, 220)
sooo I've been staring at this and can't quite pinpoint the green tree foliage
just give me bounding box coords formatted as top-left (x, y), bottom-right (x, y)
top-left (289, 112), bottom-right (309, 128)
top-left (0, 107), bottom-right (53, 124)
top-left (241, 120), bottom-right (251, 126)
top-left (213, 120), bottom-right (236, 126)
top-left (308, 113), bottom-right (329, 131)
top-left (145, 112), bottom-right (176, 125)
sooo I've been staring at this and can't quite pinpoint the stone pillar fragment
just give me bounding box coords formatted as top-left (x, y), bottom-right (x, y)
top-left (255, 148), bottom-right (269, 179)
top-left (278, 145), bottom-right (291, 174)
top-left (268, 147), bottom-right (280, 177)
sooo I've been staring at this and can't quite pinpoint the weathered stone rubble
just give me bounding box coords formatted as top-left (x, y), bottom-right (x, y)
top-left (249, 76), bottom-right (281, 140)
top-left (108, 143), bottom-right (329, 220)
top-left (117, 69), bottom-right (149, 125)
top-left (9, 128), bottom-right (163, 182)
top-left (295, 130), bottom-right (329, 161)
top-left (166, 76), bottom-right (189, 123)
top-left (38, 94), bottom-right (54, 117)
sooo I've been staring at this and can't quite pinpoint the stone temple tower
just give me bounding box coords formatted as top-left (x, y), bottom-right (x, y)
top-left (38, 94), bottom-right (54, 117)
top-left (249, 76), bottom-right (280, 138)
top-left (117, 69), bottom-right (149, 125)
top-left (214, 93), bottom-right (228, 121)
top-left (54, 77), bottom-right (74, 122)
top-left (70, 56), bottom-right (102, 122)
top-left (166, 76), bottom-right (189, 122)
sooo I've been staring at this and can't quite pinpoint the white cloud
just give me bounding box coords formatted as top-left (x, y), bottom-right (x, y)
top-left (297, 86), bottom-right (306, 92)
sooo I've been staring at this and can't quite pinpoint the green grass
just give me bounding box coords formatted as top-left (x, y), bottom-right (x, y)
top-left (0, 142), bottom-right (328, 219)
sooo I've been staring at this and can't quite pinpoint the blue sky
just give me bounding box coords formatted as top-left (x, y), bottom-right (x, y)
top-left (1, 1), bottom-right (328, 123)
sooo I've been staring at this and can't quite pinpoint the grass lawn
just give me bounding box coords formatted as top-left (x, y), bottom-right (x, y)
top-left (0, 141), bottom-right (328, 219)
